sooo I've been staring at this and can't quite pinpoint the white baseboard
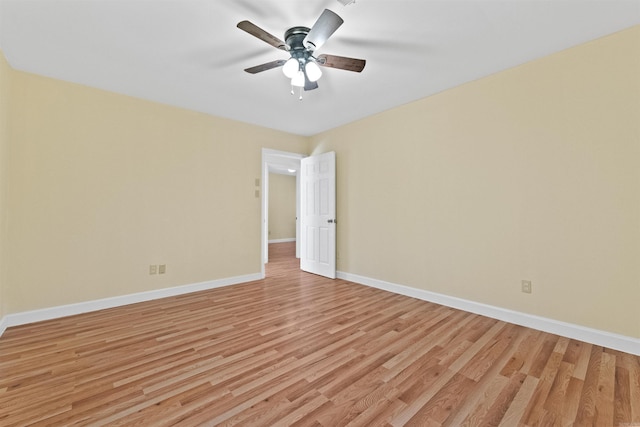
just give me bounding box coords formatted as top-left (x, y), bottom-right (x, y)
top-left (268, 238), bottom-right (296, 244)
top-left (0, 315), bottom-right (8, 337)
top-left (3, 270), bottom-right (638, 356)
top-left (337, 271), bottom-right (640, 356)
top-left (0, 273), bottom-right (262, 332)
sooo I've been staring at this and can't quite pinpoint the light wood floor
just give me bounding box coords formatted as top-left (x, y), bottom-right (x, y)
top-left (1, 242), bottom-right (638, 426)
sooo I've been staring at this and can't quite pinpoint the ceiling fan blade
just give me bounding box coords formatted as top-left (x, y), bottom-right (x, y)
top-left (317, 54), bottom-right (366, 72)
top-left (244, 59), bottom-right (286, 74)
top-left (304, 80), bottom-right (319, 91)
top-left (303, 68), bottom-right (319, 91)
top-left (303, 9), bottom-right (344, 51)
top-left (237, 20), bottom-right (288, 51)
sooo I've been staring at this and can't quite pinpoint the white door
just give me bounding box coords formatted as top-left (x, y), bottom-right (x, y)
top-left (300, 151), bottom-right (336, 279)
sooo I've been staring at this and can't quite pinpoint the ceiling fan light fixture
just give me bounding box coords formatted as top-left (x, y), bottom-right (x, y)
top-left (237, 8), bottom-right (364, 99)
top-left (305, 61), bottom-right (322, 82)
top-left (291, 70), bottom-right (305, 87)
top-left (282, 58), bottom-right (300, 78)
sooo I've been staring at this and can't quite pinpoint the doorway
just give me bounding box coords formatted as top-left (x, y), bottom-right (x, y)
top-left (261, 148), bottom-right (304, 278)
top-left (268, 171), bottom-right (297, 247)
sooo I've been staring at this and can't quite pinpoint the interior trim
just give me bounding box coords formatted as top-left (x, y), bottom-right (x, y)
top-left (268, 238), bottom-right (296, 244)
top-left (0, 316), bottom-right (8, 337)
top-left (337, 271), bottom-right (640, 356)
top-left (0, 273), bottom-right (262, 334)
top-left (3, 270), bottom-right (637, 356)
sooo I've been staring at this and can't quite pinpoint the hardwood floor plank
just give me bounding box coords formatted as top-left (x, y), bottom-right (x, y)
top-left (621, 351), bottom-right (640, 423)
top-left (614, 359), bottom-right (632, 426)
top-left (575, 345), bottom-right (604, 425)
top-left (595, 351), bottom-right (617, 426)
top-left (561, 376), bottom-right (586, 425)
top-left (446, 327), bottom-right (530, 426)
top-left (343, 395), bottom-right (406, 427)
top-left (544, 360), bottom-right (575, 421)
top-left (1, 242), bottom-right (638, 426)
top-left (522, 349), bottom-right (564, 425)
top-left (498, 375), bottom-right (539, 426)
top-left (458, 323), bottom-right (520, 382)
top-left (404, 372), bottom-right (477, 426)
top-left (478, 372), bottom-right (528, 427)
top-left (390, 364), bottom-right (457, 426)
top-left (527, 334), bottom-right (560, 378)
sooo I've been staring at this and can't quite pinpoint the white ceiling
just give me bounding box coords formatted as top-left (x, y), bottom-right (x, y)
top-left (1, 0), bottom-right (638, 136)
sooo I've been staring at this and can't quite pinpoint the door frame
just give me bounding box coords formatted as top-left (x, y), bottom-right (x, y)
top-left (261, 148), bottom-right (305, 278)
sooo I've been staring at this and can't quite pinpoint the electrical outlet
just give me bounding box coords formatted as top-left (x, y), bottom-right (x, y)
top-left (159, 264), bottom-right (166, 274)
top-left (521, 280), bottom-right (532, 294)
top-left (150, 265), bottom-right (157, 275)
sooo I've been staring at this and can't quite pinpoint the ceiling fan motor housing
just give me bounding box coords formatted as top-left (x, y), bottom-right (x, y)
top-left (285, 26), bottom-right (313, 63)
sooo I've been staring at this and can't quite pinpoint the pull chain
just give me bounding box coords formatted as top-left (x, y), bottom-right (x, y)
top-left (290, 84), bottom-right (303, 101)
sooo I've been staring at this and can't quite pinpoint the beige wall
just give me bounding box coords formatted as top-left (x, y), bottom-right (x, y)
top-left (268, 173), bottom-right (296, 241)
top-left (5, 69), bottom-right (307, 313)
top-left (0, 51), bottom-right (11, 320)
top-left (310, 26), bottom-right (640, 338)
top-left (2, 26), bottom-right (639, 341)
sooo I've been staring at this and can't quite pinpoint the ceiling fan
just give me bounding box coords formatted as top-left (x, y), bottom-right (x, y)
top-left (237, 9), bottom-right (366, 99)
